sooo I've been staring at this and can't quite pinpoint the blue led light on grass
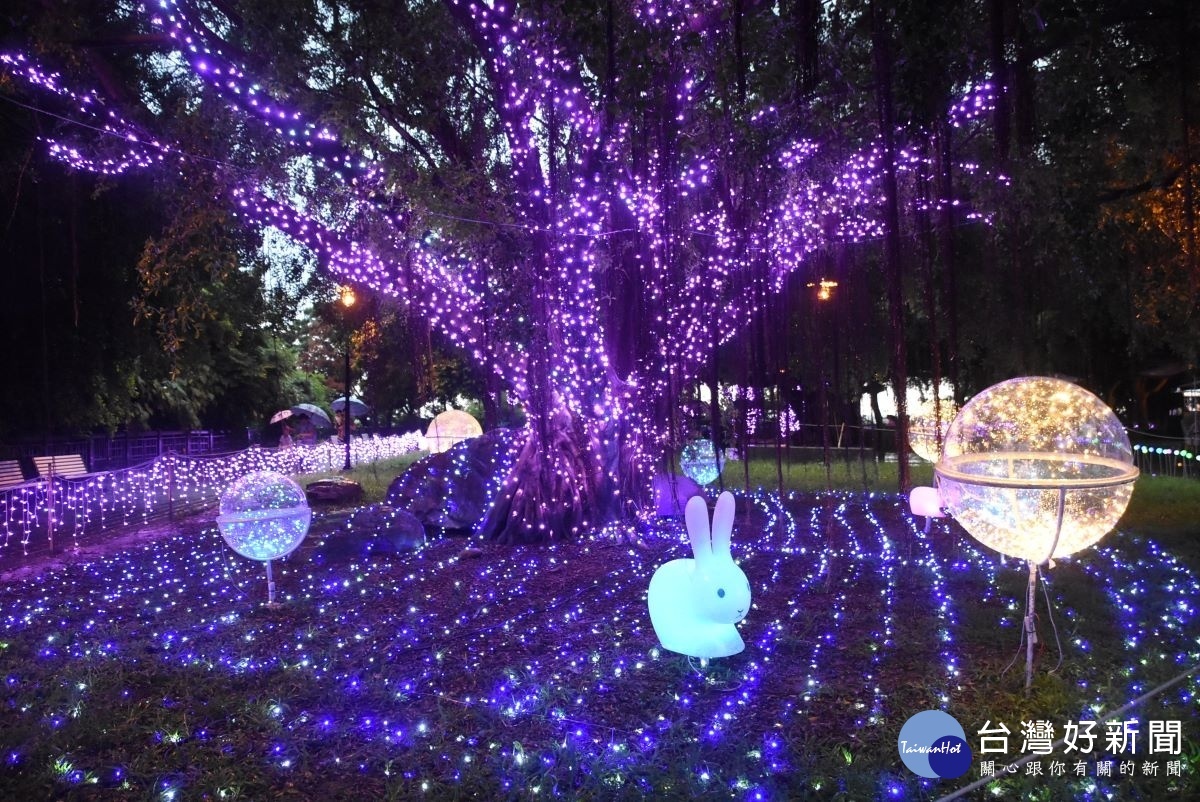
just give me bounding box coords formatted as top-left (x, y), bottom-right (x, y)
top-left (0, 490), bottom-right (1194, 797)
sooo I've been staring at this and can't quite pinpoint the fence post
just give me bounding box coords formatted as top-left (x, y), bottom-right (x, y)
top-left (45, 465), bottom-right (55, 555)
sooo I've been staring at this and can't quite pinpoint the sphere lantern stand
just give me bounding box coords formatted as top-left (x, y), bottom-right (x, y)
top-left (679, 438), bottom-right (724, 486)
top-left (216, 471), bottom-right (312, 606)
top-left (934, 377), bottom-right (1139, 692)
top-left (340, 285), bottom-right (356, 472)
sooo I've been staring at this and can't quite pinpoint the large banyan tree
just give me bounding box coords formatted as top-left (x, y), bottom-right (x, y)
top-left (3, 0), bottom-right (997, 542)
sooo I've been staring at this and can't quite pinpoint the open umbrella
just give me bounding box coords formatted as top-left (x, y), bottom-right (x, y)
top-left (291, 403), bottom-right (333, 429)
top-left (269, 409), bottom-right (294, 424)
top-left (331, 396), bottom-right (370, 417)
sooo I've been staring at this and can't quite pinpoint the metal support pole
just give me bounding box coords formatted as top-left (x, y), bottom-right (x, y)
top-left (1025, 560), bottom-right (1039, 693)
top-left (266, 560), bottom-right (277, 606)
top-left (167, 453), bottom-right (175, 521)
top-left (343, 334), bottom-right (352, 471)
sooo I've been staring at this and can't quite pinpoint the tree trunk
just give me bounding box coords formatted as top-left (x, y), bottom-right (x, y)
top-left (872, 1), bottom-right (911, 491)
top-left (1179, 4), bottom-right (1197, 311)
top-left (936, 123), bottom-right (961, 400)
top-left (476, 408), bottom-right (627, 543)
top-left (989, 0), bottom-right (1012, 162)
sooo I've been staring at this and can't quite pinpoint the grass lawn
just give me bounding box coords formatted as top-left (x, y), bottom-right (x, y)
top-left (294, 453), bottom-right (429, 503)
top-left (0, 457), bottom-right (1195, 800)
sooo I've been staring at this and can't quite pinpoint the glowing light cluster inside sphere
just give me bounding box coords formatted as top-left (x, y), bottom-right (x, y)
top-left (424, 410), bottom-right (483, 454)
top-left (908, 399), bottom-right (959, 463)
top-left (216, 471), bottom-right (312, 561)
top-left (935, 377), bottom-right (1138, 562)
top-left (680, 439), bottom-right (724, 485)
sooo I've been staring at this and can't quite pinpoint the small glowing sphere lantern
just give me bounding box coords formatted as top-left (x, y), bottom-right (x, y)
top-left (935, 377), bottom-right (1138, 563)
top-left (679, 439), bottom-right (724, 485)
top-left (908, 399), bottom-right (958, 463)
top-left (217, 471), bottom-right (312, 604)
top-left (423, 410), bottom-right (483, 454)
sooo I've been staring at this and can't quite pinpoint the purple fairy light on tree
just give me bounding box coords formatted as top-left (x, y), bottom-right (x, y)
top-left (1, 0), bottom-right (998, 542)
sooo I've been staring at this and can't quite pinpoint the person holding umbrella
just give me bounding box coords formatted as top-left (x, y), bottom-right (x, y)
top-left (270, 408), bottom-right (297, 449)
top-left (293, 413), bottom-right (317, 446)
top-left (332, 396), bottom-right (368, 470)
top-left (279, 420), bottom-right (295, 449)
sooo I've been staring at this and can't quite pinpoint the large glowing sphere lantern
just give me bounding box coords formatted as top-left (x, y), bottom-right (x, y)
top-left (908, 399), bottom-right (958, 463)
top-left (935, 377), bottom-right (1137, 563)
top-left (934, 376), bottom-right (1138, 690)
top-left (679, 439), bottom-right (724, 485)
top-left (216, 471), bottom-right (312, 604)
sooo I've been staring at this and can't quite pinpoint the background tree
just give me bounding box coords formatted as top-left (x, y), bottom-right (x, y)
top-left (0, 132), bottom-right (325, 438)
top-left (948, 0), bottom-right (1200, 416)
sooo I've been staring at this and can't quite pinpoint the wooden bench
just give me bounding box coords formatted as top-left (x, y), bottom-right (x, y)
top-left (0, 459), bottom-right (26, 490)
top-left (33, 454), bottom-right (90, 480)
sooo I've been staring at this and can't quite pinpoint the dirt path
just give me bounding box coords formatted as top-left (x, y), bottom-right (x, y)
top-left (0, 505), bottom-right (218, 583)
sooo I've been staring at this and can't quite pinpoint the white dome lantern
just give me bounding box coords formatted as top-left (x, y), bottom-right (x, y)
top-left (423, 410), bottom-right (482, 454)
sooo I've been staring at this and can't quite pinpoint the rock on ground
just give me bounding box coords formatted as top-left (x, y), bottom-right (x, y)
top-left (305, 478), bottom-right (363, 505)
top-left (310, 504), bottom-right (427, 562)
top-left (386, 428), bottom-right (523, 531)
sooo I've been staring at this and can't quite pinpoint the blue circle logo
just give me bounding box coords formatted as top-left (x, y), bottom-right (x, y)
top-left (897, 710), bottom-right (972, 779)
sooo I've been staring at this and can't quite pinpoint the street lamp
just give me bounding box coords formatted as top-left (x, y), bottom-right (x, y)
top-left (806, 278), bottom-right (838, 301)
top-left (340, 285), bottom-right (356, 471)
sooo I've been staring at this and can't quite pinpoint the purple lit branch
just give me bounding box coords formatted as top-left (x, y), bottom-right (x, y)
top-left (1, 49), bottom-right (528, 393)
top-left (634, 0), bottom-right (725, 33)
top-left (445, 0), bottom-right (599, 183)
top-left (0, 53), bottom-right (183, 176)
top-left (147, 0), bottom-right (367, 178)
top-left (228, 187), bottom-right (533, 396)
top-left (3, 0), bottom-right (1005, 529)
top-left (948, 79), bottom-right (999, 129)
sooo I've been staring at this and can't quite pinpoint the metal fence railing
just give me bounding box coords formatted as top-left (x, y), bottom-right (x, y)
top-left (1132, 443), bottom-right (1198, 480)
top-left (0, 430), bottom-right (236, 473)
top-left (0, 432), bottom-right (424, 559)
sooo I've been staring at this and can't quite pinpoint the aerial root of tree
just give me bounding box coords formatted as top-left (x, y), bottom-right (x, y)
top-left (478, 411), bottom-right (624, 544)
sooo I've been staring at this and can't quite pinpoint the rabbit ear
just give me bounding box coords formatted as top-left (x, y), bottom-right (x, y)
top-left (684, 494), bottom-right (712, 562)
top-left (710, 491), bottom-right (735, 558)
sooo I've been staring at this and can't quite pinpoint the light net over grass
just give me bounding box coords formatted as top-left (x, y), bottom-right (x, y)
top-left (0, 493), bottom-right (1194, 799)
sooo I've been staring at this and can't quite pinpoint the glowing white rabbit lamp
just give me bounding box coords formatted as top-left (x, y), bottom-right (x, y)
top-left (648, 492), bottom-right (752, 659)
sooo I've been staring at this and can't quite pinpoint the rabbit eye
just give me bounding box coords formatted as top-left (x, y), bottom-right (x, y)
top-left (717, 588), bottom-right (726, 598)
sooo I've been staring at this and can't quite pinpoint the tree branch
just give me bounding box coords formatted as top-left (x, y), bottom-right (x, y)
top-left (1098, 160), bottom-right (1193, 204)
top-left (359, 73), bottom-right (440, 171)
top-left (70, 33), bottom-right (176, 49)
